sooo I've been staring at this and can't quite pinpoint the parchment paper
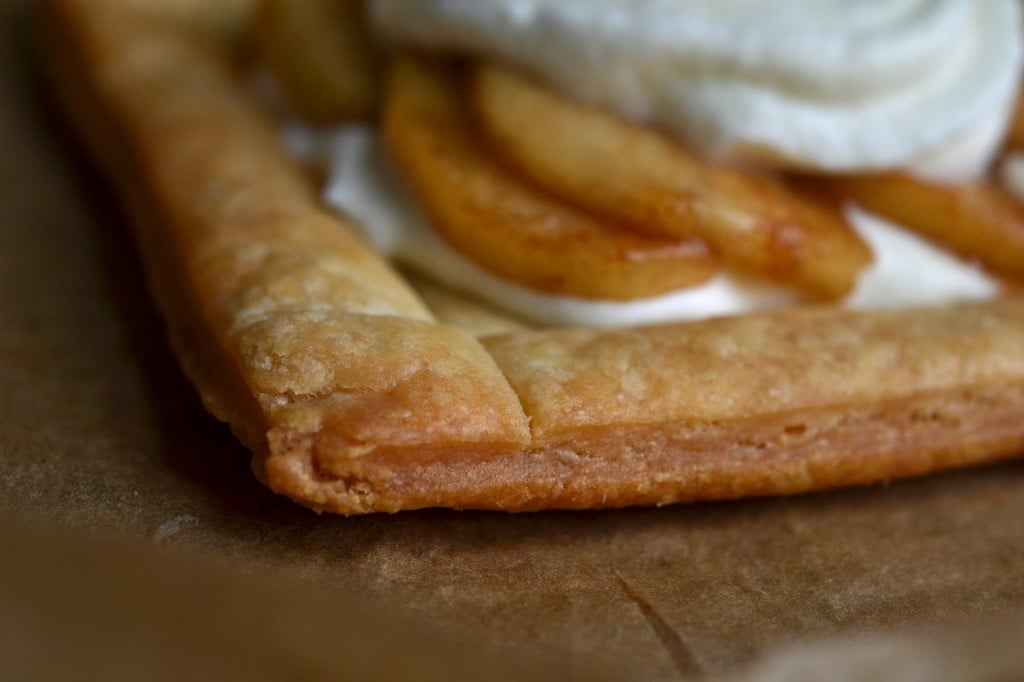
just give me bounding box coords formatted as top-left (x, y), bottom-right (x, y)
top-left (3, 2), bottom-right (1024, 679)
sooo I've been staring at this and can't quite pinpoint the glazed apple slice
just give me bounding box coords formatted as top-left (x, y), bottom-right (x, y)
top-left (470, 63), bottom-right (872, 300)
top-left (382, 57), bottom-right (717, 301)
top-left (1006, 90), bottom-right (1024, 149)
top-left (254, 0), bottom-right (380, 122)
top-left (821, 172), bottom-right (1024, 281)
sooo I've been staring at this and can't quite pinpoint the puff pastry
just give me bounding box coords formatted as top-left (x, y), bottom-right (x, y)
top-left (45, 0), bottom-right (1024, 514)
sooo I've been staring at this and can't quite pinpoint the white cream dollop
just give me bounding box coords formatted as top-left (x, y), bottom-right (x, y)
top-left (371, 0), bottom-right (1022, 181)
top-left (307, 126), bottom-right (997, 327)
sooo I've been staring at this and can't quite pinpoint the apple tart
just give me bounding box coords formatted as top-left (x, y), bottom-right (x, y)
top-left (44, 0), bottom-right (1024, 514)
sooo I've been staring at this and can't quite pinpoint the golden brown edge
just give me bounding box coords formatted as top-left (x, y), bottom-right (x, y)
top-left (44, 0), bottom-right (1024, 514)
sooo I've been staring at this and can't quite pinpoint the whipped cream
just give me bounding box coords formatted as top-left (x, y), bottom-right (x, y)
top-left (304, 126), bottom-right (996, 327)
top-left (371, 0), bottom-right (1023, 181)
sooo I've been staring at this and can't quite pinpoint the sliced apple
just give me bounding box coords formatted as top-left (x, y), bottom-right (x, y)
top-left (470, 63), bottom-right (872, 300)
top-left (253, 0), bottom-right (379, 123)
top-left (1005, 89), bottom-right (1024, 150)
top-left (381, 57), bottom-right (717, 301)
top-left (822, 172), bottom-right (1024, 281)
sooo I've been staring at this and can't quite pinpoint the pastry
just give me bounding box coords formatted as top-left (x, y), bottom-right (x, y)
top-left (44, 0), bottom-right (1024, 514)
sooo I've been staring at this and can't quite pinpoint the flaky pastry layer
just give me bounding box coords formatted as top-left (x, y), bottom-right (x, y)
top-left (45, 0), bottom-right (1024, 514)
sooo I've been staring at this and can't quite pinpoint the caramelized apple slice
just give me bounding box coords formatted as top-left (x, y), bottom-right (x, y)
top-left (381, 57), bottom-right (717, 301)
top-left (470, 63), bottom-right (872, 300)
top-left (1005, 90), bottom-right (1024, 150)
top-left (822, 172), bottom-right (1024, 281)
top-left (254, 0), bottom-right (379, 122)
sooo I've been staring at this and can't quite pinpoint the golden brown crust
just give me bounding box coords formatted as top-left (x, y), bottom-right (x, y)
top-left (46, 0), bottom-right (1024, 514)
top-left (482, 301), bottom-right (1024, 437)
top-left (45, 0), bottom-right (531, 513)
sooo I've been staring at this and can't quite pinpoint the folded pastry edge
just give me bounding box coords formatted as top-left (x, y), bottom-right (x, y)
top-left (42, 0), bottom-right (1024, 515)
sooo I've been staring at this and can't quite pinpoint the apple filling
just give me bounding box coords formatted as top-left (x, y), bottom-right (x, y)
top-left (253, 0), bottom-right (1023, 326)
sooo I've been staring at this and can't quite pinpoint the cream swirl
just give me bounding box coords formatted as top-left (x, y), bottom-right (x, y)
top-left (371, 0), bottom-right (1023, 180)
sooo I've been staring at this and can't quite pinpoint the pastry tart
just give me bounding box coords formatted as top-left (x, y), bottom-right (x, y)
top-left (43, 0), bottom-right (1024, 514)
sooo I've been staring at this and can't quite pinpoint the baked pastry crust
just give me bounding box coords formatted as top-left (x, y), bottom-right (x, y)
top-left (45, 0), bottom-right (1024, 514)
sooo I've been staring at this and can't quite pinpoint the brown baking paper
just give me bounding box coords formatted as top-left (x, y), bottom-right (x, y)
top-left (3, 1), bottom-right (1024, 679)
